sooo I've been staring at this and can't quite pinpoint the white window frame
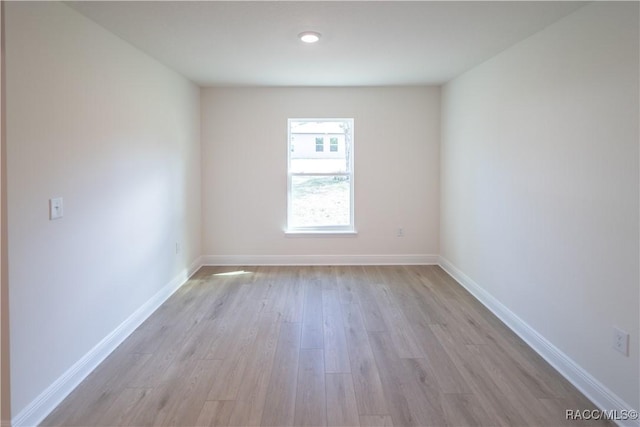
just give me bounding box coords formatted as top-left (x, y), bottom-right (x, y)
top-left (287, 118), bottom-right (355, 234)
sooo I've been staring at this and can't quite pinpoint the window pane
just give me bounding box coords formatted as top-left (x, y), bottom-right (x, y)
top-left (288, 118), bottom-right (354, 231)
top-left (290, 120), bottom-right (351, 174)
top-left (290, 158), bottom-right (348, 173)
top-left (290, 176), bottom-right (350, 227)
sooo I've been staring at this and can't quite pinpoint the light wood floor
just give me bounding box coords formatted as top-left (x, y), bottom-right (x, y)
top-left (43, 266), bottom-right (608, 427)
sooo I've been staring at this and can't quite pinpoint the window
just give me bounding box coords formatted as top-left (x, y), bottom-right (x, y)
top-left (330, 137), bottom-right (338, 152)
top-left (288, 119), bottom-right (354, 232)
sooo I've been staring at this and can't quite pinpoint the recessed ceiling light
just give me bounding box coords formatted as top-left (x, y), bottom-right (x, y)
top-left (299, 31), bottom-right (321, 43)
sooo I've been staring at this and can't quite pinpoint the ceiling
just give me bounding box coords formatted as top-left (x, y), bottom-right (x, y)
top-left (67, 1), bottom-right (586, 87)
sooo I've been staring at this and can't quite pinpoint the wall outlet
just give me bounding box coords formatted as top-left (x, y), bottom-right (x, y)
top-left (49, 197), bottom-right (63, 220)
top-left (613, 327), bottom-right (629, 356)
top-left (397, 227), bottom-right (404, 237)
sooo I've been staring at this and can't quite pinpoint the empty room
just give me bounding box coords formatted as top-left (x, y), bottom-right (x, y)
top-left (1, 1), bottom-right (638, 426)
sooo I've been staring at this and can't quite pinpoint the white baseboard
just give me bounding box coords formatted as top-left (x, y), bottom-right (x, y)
top-left (201, 254), bottom-right (438, 266)
top-left (12, 257), bottom-right (203, 427)
top-left (438, 257), bottom-right (639, 427)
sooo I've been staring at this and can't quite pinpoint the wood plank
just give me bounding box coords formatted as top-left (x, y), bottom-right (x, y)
top-left (369, 279), bottom-right (424, 358)
top-left (368, 332), bottom-right (446, 427)
top-left (206, 298), bottom-right (263, 400)
top-left (335, 265), bottom-right (359, 304)
top-left (94, 388), bottom-right (152, 426)
top-left (119, 356), bottom-right (204, 426)
top-left (348, 266), bottom-right (387, 332)
top-left (294, 349), bottom-right (326, 427)
top-left (279, 266), bottom-right (304, 323)
top-left (397, 267), bottom-right (450, 326)
top-left (320, 265), bottom-right (339, 291)
top-left (260, 322), bottom-right (301, 427)
top-left (326, 374), bottom-right (360, 427)
top-left (195, 401), bottom-right (236, 427)
top-left (322, 289), bottom-right (351, 373)
top-left (111, 387), bottom-right (163, 427)
top-left (359, 415), bottom-right (394, 427)
top-left (440, 393), bottom-right (496, 427)
top-left (468, 343), bottom-right (562, 426)
top-left (265, 267), bottom-right (304, 323)
top-left (227, 311), bottom-right (281, 426)
top-left (408, 318), bottom-right (471, 394)
top-left (159, 359), bottom-right (222, 426)
top-left (42, 352), bottom-right (153, 426)
top-left (301, 267), bottom-right (324, 349)
top-left (341, 303), bottom-right (388, 415)
top-left (205, 284), bottom-right (254, 360)
top-left (430, 324), bottom-right (529, 427)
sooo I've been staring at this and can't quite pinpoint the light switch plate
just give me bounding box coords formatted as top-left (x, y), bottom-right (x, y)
top-left (50, 197), bottom-right (63, 220)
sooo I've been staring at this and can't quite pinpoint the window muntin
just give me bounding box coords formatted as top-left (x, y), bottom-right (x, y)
top-left (288, 119), bottom-right (354, 232)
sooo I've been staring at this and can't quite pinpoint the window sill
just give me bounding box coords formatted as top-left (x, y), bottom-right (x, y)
top-left (285, 230), bottom-right (358, 237)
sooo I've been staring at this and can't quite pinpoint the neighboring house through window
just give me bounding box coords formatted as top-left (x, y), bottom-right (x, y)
top-left (288, 119), bottom-right (354, 232)
top-left (330, 137), bottom-right (338, 152)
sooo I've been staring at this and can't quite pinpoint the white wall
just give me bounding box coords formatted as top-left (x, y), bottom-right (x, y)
top-left (5, 1), bottom-right (201, 418)
top-left (201, 86), bottom-right (440, 262)
top-left (441, 1), bottom-right (639, 410)
top-left (0, 2), bottom-right (10, 424)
